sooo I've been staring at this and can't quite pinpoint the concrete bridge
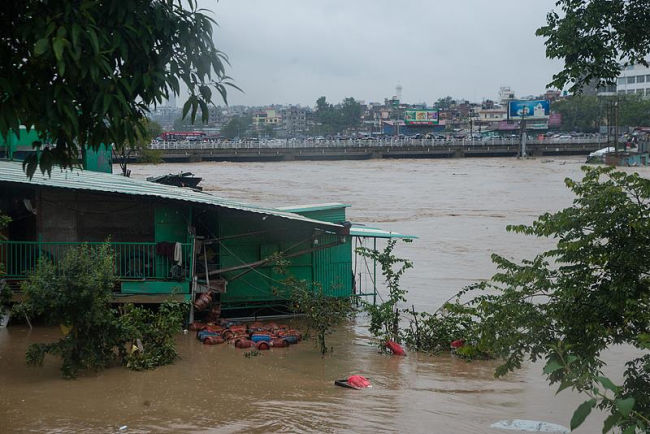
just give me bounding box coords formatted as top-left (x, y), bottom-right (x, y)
top-left (147, 137), bottom-right (606, 163)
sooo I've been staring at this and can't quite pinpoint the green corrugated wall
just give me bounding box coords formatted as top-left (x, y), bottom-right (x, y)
top-left (217, 207), bottom-right (352, 306)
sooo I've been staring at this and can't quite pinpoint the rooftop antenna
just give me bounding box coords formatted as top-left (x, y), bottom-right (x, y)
top-left (395, 83), bottom-right (403, 101)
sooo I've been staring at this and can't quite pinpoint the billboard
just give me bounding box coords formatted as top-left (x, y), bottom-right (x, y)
top-left (404, 109), bottom-right (439, 125)
top-left (507, 100), bottom-right (550, 120)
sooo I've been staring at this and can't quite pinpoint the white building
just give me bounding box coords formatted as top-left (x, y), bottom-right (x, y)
top-left (616, 63), bottom-right (650, 96)
top-left (498, 86), bottom-right (515, 106)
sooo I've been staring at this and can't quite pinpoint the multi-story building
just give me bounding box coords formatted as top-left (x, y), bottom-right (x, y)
top-left (616, 63), bottom-right (650, 96)
top-left (253, 108), bottom-right (282, 127)
top-left (498, 86), bottom-right (516, 106)
top-left (281, 107), bottom-right (308, 134)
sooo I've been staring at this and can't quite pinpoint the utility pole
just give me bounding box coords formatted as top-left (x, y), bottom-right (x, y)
top-left (519, 107), bottom-right (527, 157)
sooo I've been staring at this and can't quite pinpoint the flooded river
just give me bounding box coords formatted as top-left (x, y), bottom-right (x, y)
top-left (1, 157), bottom-right (648, 433)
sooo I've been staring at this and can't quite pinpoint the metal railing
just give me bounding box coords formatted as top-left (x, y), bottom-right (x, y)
top-left (0, 241), bottom-right (192, 280)
top-left (150, 136), bottom-right (604, 151)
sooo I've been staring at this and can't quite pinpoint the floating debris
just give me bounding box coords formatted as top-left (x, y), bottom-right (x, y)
top-left (190, 320), bottom-right (303, 350)
top-left (335, 375), bottom-right (372, 390)
top-left (490, 419), bottom-right (569, 433)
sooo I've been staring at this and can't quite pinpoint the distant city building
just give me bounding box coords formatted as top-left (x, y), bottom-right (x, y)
top-left (616, 63), bottom-right (650, 96)
top-left (498, 86), bottom-right (515, 106)
top-left (281, 107), bottom-right (308, 134)
top-left (477, 108), bottom-right (507, 122)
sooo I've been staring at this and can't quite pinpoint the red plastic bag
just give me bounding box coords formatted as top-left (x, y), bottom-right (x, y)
top-left (386, 340), bottom-right (407, 356)
top-left (347, 375), bottom-right (371, 389)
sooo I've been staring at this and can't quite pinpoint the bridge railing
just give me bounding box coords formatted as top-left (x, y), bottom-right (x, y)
top-left (150, 137), bottom-right (604, 150)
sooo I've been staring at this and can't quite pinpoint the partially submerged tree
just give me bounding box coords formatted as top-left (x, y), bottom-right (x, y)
top-left (538, 0), bottom-right (650, 93)
top-left (356, 239), bottom-right (412, 347)
top-left (273, 255), bottom-right (354, 356)
top-left (452, 167), bottom-right (650, 432)
top-left (0, 0), bottom-right (238, 177)
top-left (16, 243), bottom-right (187, 378)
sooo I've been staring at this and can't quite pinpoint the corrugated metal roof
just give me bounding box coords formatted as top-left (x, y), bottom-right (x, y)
top-left (350, 225), bottom-right (417, 239)
top-left (0, 161), bottom-right (341, 229)
top-left (277, 203), bottom-right (351, 213)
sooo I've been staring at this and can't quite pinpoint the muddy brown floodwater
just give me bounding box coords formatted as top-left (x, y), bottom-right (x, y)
top-left (1, 157), bottom-right (648, 433)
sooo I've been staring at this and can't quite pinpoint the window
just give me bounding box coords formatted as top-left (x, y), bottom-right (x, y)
top-left (618, 77), bottom-right (627, 85)
top-left (618, 90), bottom-right (626, 94)
top-left (647, 75), bottom-right (650, 82)
top-left (638, 75), bottom-right (646, 83)
top-left (627, 90), bottom-right (636, 94)
top-left (628, 76), bottom-right (636, 84)
top-left (637, 89), bottom-right (645, 94)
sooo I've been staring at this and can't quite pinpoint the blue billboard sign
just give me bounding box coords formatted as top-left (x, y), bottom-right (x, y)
top-left (507, 100), bottom-right (550, 120)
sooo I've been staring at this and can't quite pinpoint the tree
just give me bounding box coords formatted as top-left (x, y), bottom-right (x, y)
top-left (434, 96), bottom-right (455, 111)
top-left (537, 0), bottom-right (650, 93)
top-left (221, 116), bottom-right (251, 139)
top-left (313, 96), bottom-right (362, 135)
top-left (113, 118), bottom-right (163, 176)
top-left (16, 243), bottom-right (187, 378)
top-left (356, 240), bottom-right (412, 347)
top-left (618, 95), bottom-right (650, 127)
top-left (552, 96), bottom-right (602, 132)
top-left (0, 0), bottom-right (238, 177)
top-left (341, 97), bottom-right (362, 132)
top-left (452, 166), bottom-right (650, 432)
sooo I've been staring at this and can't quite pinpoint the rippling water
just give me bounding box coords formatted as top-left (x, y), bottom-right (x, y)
top-left (1, 157), bottom-right (647, 433)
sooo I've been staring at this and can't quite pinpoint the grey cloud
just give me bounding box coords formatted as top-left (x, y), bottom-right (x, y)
top-left (198, 0), bottom-right (564, 106)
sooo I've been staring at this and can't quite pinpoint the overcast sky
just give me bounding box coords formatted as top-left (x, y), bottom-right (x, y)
top-left (198, 0), bottom-right (564, 107)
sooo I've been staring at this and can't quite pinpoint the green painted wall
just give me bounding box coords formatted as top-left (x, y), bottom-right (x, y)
top-left (82, 144), bottom-right (113, 173)
top-left (217, 207), bottom-right (352, 306)
top-left (1, 127), bottom-right (41, 159)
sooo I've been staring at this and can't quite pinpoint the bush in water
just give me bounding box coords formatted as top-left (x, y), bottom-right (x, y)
top-left (272, 254), bottom-right (354, 356)
top-left (356, 239), bottom-right (412, 347)
top-left (17, 243), bottom-right (187, 378)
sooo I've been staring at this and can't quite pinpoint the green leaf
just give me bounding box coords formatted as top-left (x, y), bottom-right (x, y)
top-left (181, 98), bottom-right (192, 120)
top-left (601, 413), bottom-right (621, 433)
top-left (622, 427), bottom-right (636, 434)
top-left (596, 376), bottom-right (620, 394)
top-left (570, 399), bottom-right (596, 431)
top-left (543, 360), bottom-right (563, 375)
top-left (87, 28), bottom-right (99, 54)
top-left (34, 39), bottom-right (50, 56)
top-left (53, 38), bottom-right (65, 61)
top-left (555, 380), bottom-right (572, 395)
top-left (615, 397), bottom-right (635, 417)
top-left (71, 24), bottom-right (81, 50)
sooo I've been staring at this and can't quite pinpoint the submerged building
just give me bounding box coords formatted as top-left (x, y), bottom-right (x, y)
top-left (0, 160), bottom-right (413, 316)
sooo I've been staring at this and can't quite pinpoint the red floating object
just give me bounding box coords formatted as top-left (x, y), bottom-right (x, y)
top-left (451, 339), bottom-right (465, 349)
top-left (203, 336), bottom-right (225, 345)
top-left (235, 338), bottom-right (254, 348)
top-left (255, 341), bottom-right (271, 351)
top-left (249, 321), bottom-right (264, 330)
top-left (385, 340), bottom-right (407, 356)
top-left (271, 338), bottom-right (289, 348)
top-left (230, 325), bottom-right (247, 333)
top-left (347, 375), bottom-right (371, 389)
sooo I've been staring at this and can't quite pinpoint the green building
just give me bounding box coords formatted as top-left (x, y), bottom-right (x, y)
top-left (0, 161), bottom-right (413, 316)
top-left (1, 126), bottom-right (113, 173)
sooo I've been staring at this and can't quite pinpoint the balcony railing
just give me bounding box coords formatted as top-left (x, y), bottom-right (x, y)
top-left (0, 241), bottom-right (192, 281)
